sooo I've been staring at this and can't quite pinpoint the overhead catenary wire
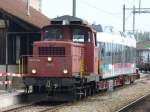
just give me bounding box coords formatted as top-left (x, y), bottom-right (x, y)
top-left (125, 12), bottom-right (132, 21)
top-left (78, 0), bottom-right (123, 21)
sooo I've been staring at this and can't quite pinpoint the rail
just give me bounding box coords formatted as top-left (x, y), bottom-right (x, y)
top-left (117, 93), bottom-right (150, 112)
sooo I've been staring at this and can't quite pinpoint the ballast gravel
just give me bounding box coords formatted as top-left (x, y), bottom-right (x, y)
top-left (55, 75), bottom-right (150, 112)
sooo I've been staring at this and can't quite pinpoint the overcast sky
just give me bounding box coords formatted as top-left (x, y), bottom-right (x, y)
top-left (42, 0), bottom-right (150, 32)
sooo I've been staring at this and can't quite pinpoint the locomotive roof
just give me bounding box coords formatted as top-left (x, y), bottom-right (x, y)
top-left (51, 15), bottom-right (88, 25)
top-left (42, 24), bottom-right (92, 30)
top-left (42, 15), bottom-right (96, 32)
top-left (97, 32), bottom-right (136, 48)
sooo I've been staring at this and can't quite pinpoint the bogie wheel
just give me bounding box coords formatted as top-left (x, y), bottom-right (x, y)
top-left (33, 86), bottom-right (39, 93)
top-left (72, 85), bottom-right (77, 101)
top-left (87, 87), bottom-right (92, 96)
top-left (76, 88), bottom-right (82, 100)
top-left (84, 87), bottom-right (87, 98)
top-left (91, 86), bottom-right (96, 96)
top-left (72, 85), bottom-right (82, 101)
top-left (24, 85), bottom-right (29, 93)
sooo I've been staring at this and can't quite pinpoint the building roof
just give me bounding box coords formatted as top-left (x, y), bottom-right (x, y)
top-left (0, 0), bottom-right (50, 29)
top-left (91, 24), bottom-right (103, 32)
top-left (137, 40), bottom-right (150, 50)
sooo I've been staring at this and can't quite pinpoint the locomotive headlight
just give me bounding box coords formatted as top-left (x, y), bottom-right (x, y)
top-left (32, 69), bottom-right (37, 74)
top-left (63, 69), bottom-right (68, 74)
top-left (48, 57), bottom-right (52, 62)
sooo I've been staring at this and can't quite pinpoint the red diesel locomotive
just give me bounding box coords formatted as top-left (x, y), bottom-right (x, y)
top-left (23, 15), bottom-right (139, 100)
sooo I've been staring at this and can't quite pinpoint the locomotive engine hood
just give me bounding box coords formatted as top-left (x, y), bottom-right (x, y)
top-left (28, 41), bottom-right (84, 78)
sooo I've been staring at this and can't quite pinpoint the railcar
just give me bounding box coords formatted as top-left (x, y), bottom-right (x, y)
top-left (138, 62), bottom-right (150, 73)
top-left (23, 15), bottom-right (139, 100)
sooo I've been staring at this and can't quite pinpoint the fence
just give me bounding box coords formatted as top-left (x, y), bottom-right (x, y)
top-left (0, 56), bottom-right (26, 91)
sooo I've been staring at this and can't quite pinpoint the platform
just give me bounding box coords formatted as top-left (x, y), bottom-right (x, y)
top-left (0, 89), bottom-right (49, 110)
top-left (0, 90), bottom-right (24, 108)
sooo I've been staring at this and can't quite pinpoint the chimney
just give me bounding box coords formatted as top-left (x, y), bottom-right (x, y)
top-left (27, 0), bottom-right (30, 16)
top-left (73, 0), bottom-right (76, 17)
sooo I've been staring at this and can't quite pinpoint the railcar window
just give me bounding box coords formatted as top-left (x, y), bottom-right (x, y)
top-left (101, 43), bottom-right (105, 60)
top-left (125, 46), bottom-right (130, 63)
top-left (107, 43), bottom-right (111, 56)
top-left (72, 29), bottom-right (90, 43)
top-left (118, 44), bottom-right (122, 63)
top-left (133, 48), bottom-right (136, 63)
top-left (44, 28), bottom-right (62, 40)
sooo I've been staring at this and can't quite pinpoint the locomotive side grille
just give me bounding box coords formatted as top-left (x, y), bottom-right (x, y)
top-left (39, 47), bottom-right (65, 56)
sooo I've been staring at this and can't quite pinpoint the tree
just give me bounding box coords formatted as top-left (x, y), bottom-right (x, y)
top-left (135, 31), bottom-right (150, 42)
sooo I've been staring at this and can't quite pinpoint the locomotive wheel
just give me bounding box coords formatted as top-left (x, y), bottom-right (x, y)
top-left (33, 85), bottom-right (46, 93)
top-left (33, 86), bottom-right (39, 93)
top-left (87, 87), bottom-right (92, 96)
top-left (84, 87), bottom-right (87, 97)
top-left (91, 88), bottom-right (96, 95)
top-left (72, 85), bottom-right (81, 101)
top-left (87, 83), bottom-right (95, 96)
top-left (24, 85), bottom-right (29, 93)
top-left (91, 87), bottom-right (95, 96)
top-left (72, 85), bottom-right (78, 100)
top-left (76, 86), bottom-right (85, 100)
top-left (75, 89), bottom-right (81, 100)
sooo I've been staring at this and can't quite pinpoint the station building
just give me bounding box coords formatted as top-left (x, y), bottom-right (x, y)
top-left (136, 40), bottom-right (150, 64)
top-left (0, 0), bottom-right (50, 74)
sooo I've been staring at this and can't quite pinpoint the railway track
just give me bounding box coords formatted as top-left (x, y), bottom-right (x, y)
top-left (117, 93), bottom-right (150, 112)
top-left (1, 83), bottom-right (136, 112)
top-left (2, 101), bottom-right (69, 112)
top-left (1, 87), bottom-right (128, 112)
top-left (2, 75), bottom-right (148, 112)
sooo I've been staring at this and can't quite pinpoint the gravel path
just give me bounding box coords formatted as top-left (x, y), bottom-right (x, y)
top-left (53, 75), bottom-right (150, 112)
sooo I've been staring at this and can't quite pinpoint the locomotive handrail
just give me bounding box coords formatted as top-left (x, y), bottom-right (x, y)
top-left (19, 55), bottom-right (81, 76)
top-left (20, 55), bottom-right (69, 57)
top-left (20, 55), bottom-right (82, 58)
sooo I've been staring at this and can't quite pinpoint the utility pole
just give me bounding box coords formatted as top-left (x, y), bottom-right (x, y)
top-left (139, 0), bottom-right (141, 14)
top-left (3, 16), bottom-right (8, 90)
top-left (73, 0), bottom-right (76, 17)
top-left (133, 6), bottom-right (135, 34)
top-left (27, 0), bottom-right (30, 16)
top-left (123, 4), bottom-right (125, 32)
top-left (123, 4), bottom-right (150, 35)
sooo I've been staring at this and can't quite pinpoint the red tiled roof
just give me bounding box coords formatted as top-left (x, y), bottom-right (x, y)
top-left (0, 0), bottom-right (50, 29)
top-left (137, 40), bottom-right (150, 50)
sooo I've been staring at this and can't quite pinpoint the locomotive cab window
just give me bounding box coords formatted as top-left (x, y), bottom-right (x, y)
top-left (93, 33), bottom-right (97, 46)
top-left (72, 29), bottom-right (90, 43)
top-left (43, 28), bottom-right (63, 40)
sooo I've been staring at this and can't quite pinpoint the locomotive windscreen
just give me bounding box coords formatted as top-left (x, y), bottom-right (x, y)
top-left (44, 28), bottom-right (63, 40)
top-left (72, 28), bottom-right (90, 43)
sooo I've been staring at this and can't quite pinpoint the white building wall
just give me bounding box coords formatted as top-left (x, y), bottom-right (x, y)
top-left (141, 50), bottom-right (150, 63)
